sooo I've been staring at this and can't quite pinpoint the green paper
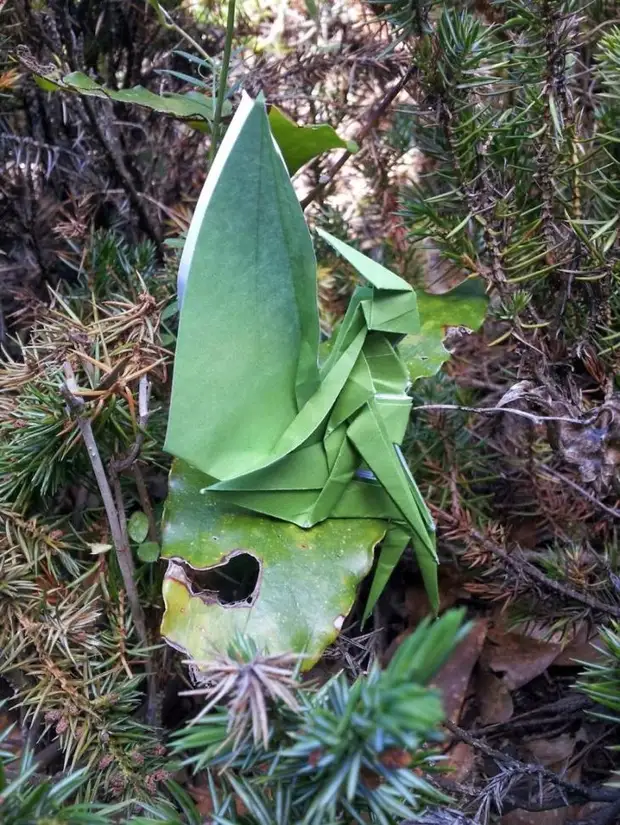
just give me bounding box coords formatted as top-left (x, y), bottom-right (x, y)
top-left (268, 106), bottom-right (358, 175)
top-left (165, 94), bottom-right (320, 478)
top-left (162, 93), bottom-right (485, 664)
top-left (364, 526), bottom-right (409, 622)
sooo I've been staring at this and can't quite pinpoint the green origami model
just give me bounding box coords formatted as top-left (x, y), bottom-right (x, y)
top-left (164, 93), bottom-right (438, 631)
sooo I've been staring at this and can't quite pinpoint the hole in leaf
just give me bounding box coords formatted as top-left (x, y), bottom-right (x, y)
top-left (183, 552), bottom-right (261, 606)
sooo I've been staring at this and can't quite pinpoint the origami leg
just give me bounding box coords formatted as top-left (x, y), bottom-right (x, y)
top-left (362, 525), bottom-right (409, 622)
top-left (347, 403), bottom-right (435, 553)
top-left (362, 521), bottom-right (439, 623)
top-left (347, 401), bottom-right (438, 614)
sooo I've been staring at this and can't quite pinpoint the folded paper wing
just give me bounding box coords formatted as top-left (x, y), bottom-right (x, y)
top-left (165, 93), bottom-right (437, 620)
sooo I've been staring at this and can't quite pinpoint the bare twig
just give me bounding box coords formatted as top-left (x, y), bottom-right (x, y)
top-left (419, 403), bottom-right (620, 518)
top-left (49, 3), bottom-right (162, 250)
top-left (81, 98), bottom-right (162, 249)
top-left (445, 720), bottom-right (620, 811)
top-left (105, 376), bottom-right (159, 723)
top-left (61, 364), bottom-right (149, 649)
top-left (412, 402), bottom-right (591, 426)
top-left (537, 464), bottom-right (620, 520)
top-left (578, 17), bottom-right (620, 45)
top-left (109, 377), bottom-right (151, 475)
top-left (467, 526), bottom-right (620, 619)
top-left (473, 693), bottom-right (593, 735)
top-left (146, 0), bottom-right (212, 61)
top-left (300, 65), bottom-right (418, 211)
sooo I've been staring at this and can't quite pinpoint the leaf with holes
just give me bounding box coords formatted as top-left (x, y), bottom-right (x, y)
top-left (399, 279), bottom-right (488, 382)
top-left (161, 460), bottom-right (386, 670)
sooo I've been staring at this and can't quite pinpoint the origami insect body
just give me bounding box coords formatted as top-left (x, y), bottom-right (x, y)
top-left (162, 93), bottom-right (438, 663)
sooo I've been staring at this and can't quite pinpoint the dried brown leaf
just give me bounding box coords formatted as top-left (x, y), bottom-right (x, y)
top-left (525, 734), bottom-right (575, 767)
top-left (432, 619), bottom-right (488, 723)
top-left (444, 741), bottom-right (476, 783)
top-left (477, 668), bottom-right (514, 725)
top-left (482, 626), bottom-right (561, 690)
top-left (553, 628), bottom-right (606, 667)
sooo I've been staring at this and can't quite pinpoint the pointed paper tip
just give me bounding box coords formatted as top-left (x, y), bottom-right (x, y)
top-left (177, 92), bottom-right (263, 308)
top-left (238, 89), bottom-right (258, 113)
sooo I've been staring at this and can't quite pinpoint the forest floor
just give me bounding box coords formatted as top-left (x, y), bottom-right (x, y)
top-left (1, 1), bottom-right (619, 823)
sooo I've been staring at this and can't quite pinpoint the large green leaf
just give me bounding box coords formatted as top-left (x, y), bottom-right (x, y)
top-left (399, 278), bottom-right (488, 382)
top-left (160, 460), bottom-right (386, 670)
top-left (268, 106), bottom-right (358, 175)
top-left (35, 71), bottom-right (352, 170)
top-left (35, 71), bottom-right (228, 129)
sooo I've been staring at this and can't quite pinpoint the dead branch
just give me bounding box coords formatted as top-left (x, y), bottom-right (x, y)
top-left (467, 525), bottom-right (620, 620)
top-left (300, 64), bottom-right (418, 211)
top-left (60, 363), bottom-right (149, 651)
top-left (445, 720), bottom-right (620, 815)
top-left (412, 402), bottom-right (598, 428)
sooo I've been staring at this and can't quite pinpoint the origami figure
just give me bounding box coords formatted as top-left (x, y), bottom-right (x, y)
top-left (165, 93), bottom-right (438, 620)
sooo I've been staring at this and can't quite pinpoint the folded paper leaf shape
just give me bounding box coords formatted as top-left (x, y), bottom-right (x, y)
top-left (162, 93), bottom-right (483, 666)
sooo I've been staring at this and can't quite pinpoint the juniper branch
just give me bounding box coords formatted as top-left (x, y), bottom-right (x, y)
top-left (464, 524), bottom-right (620, 619)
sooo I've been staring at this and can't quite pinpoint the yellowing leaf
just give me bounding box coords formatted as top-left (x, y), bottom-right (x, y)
top-left (160, 460), bottom-right (385, 670)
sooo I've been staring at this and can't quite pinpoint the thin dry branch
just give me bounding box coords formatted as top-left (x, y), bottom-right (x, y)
top-left (536, 464), bottom-right (620, 521)
top-left (300, 64), bottom-right (418, 210)
top-left (466, 525), bottom-right (620, 620)
top-left (109, 377), bottom-right (151, 475)
top-left (412, 402), bottom-right (593, 427)
top-left (445, 720), bottom-right (620, 814)
top-left (106, 375), bottom-right (159, 723)
top-left (60, 363), bottom-right (149, 647)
